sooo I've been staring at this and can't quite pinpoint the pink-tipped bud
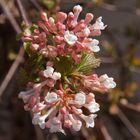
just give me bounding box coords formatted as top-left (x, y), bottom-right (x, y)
top-left (56, 90), bottom-right (63, 97)
top-left (64, 120), bottom-right (72, 128)
top-left (54, 35), bottom-right (64, 44)
top-left (73, 5), bottom-right (82, 13)
top-left (85, 13), bottom-right (94, 24)
top-left (60, 107), bottom-right (67, 114)
top-left (41, 12), bottom-right (48, 21)
top-left (57, 12), bottom-right (67, 23)
top-left (31, 44), bottom-right (40, 51)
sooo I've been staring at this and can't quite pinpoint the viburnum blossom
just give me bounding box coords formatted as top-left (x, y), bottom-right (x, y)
top-left (19, 5), bottom-right (116, 134)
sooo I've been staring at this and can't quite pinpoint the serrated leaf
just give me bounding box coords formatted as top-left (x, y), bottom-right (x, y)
top-left (75, 53), bottom-right (101, 75)
top-left (54, 56), bottom-right (74, 77)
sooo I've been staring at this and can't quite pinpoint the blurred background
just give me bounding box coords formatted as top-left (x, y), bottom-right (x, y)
top-left (0, 0), bottom-right (140, 140)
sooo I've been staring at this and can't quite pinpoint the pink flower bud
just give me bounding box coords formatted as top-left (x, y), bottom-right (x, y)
top-left (41, 12), bottom-right (48, 21)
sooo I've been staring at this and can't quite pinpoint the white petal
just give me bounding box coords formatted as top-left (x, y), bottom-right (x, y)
top-left (43, 66), bottom-right (54, 78)
top-left (49, 17), bottom-right (55, 25)
top-left (83, 27), bottom-right (90, 36)
top-left (99, 74), bottom-right (116, 89)
top-left (32, 107), bottom-right (57, 129)
top-left (74, 91), bottom-right (86, 105)
top-left (92, 16), bottom-right (107, 30)
top-left (104, 78), bottom-right (116, 88)
top-left (84, 101), bottom-right (100, 113)
top-left (18, 90), bottom-right (33, 103)
top-left (72, 120), bottom-right (82, 131)
top-left (32, 113), bottom-right (47, 129)
top-left (52, 72), bottom-right (61, 80)
top-left (99, 74), bottom-right (108, 81)
top-left (90, 45), bottom-right (100, 52)
top-left (80, 114), bottom-right (97, 128)
top-left (45, 92), bottom-right (58, 103)
top-left (32, 113), bottom-right (40, 125)
top-left (64, 30), bottom-right (77, 45)
top-left (49, 117), bottom-right (65, 134)
top-left (83, 39), bottom-right (100, 52)
top-left (73, 5), bottom-right (82, 13)
top-left (68, 114), bottom-right (82, 131)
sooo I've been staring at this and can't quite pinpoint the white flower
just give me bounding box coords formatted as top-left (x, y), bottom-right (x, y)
top-left (49, 17), bottom-right (55, 25)
top-left (45, 92), bottom-right (58, 103)
top-left (32, 107), bottom-right (56, 129)
top-left (80, 114), bottom-right (97, 128)
top-left (18, 89), bottom-right (34, 103)
top-left (50, 117), bottom-right (65, 134)
top-left (64, 30), bottom-right (77, 45)
top-left (32, 113), bottom-right (46, 129)
top-left (72, 120), bottom-right (82, 131)
top-left (43, 66), bottom-right (61, 81)
top-left (84, 101), bottom-right (100, 113)
top-left (52, 72), bottom-right (61, 80)
top-left (72, 5), bottom-right (83, 26)
top-left (92, 16), bottom-right (107, 30)
top-left (83, 38), bottom-right (100, 52)
top-left (74, 91), bottom-right (86, 105)
top-left (32, 44), bottom-right (40, 50)
top-left (72, 106), bottom-right (83, 115)
top-left (43, 66), bottom-right (54, 78)
top-left (32, 102), bottom-right (46, 112)
top-left (73, 5), bottom-right (82, 13)
top-left (82, 27), bottom-right (90, 36)
top-left (68, 114), bottom-right (82, 131)
top-left (99, 74), bottom-right (116, 89)
top-left (86, 93), bottom-right (95, 103)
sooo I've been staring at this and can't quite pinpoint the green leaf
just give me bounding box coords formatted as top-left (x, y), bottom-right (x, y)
top-left (19, 54), bottom-right (46, 85)
top-left (30, 24), bottom-right (38, 33)
top-left (23, 42), bottom-right (32, 56)
top-left (75, 53), bottom-right (101, 75)
top-left (54, 56), bottom-right (74, 77)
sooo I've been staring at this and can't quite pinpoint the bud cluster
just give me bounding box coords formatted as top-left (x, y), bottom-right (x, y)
top-left (19, 5), bottom-right (116, 134)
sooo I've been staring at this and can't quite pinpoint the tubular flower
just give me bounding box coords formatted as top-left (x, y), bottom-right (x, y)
top-left (19, 5), bottom-right (116, 134)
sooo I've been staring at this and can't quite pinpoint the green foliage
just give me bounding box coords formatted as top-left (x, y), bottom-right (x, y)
top-left (19, 51), bottom-right (46, 85)
top-left (54, 55), bottom-right (74, 77)
top-left (30, 24), bottom-right (38, 33)
top-left (23, 42), bottom-right (32, 56)
top-left (39, 0), bottom-right (56, 9)
top-left (75, 53), bottom-right (101, 75)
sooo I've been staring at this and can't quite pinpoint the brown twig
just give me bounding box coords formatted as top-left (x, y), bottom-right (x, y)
top-left (29, 0), bottom-right (43, 12)
top-left (96, 117), bottom-right (113, 140)
top-left (0, 0), bottom-right (24, 97)
top-left (0, 48), bottom-right (24, 97)
top-left (0, 0), bottom-right (21, 33)
top-left (118, 108), bottom-right (140, 139)
top-left (30, 113), bottom-right (45, 140)
top-left (119, 100), bottom-right (140, 113)
top-left (16, 0), bottom-right (31, 25)
top-left (110, 105), bottom-right (140, 139)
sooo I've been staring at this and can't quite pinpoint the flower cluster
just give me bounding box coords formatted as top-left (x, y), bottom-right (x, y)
top-left (19, 5), bottom-right (116, 134)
